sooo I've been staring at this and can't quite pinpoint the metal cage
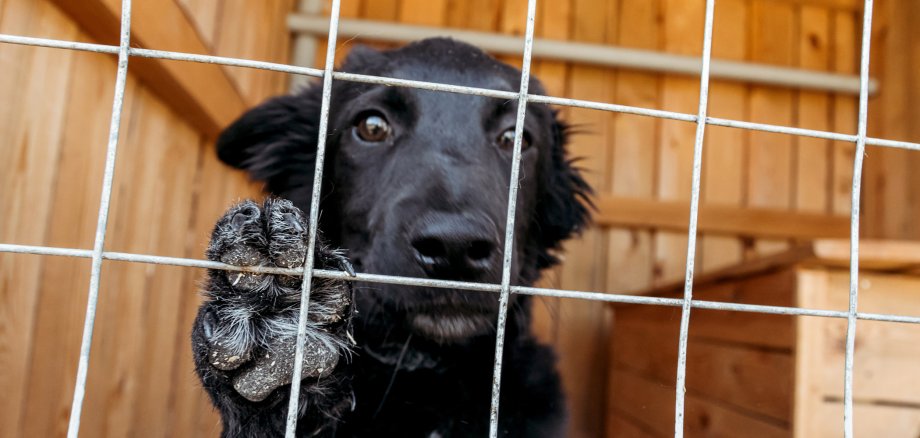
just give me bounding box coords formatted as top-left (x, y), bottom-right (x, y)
top-left (1, 0), bottom-right (919, 437)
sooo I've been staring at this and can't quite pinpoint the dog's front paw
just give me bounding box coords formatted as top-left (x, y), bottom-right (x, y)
top-left (198, 198), bottom-right (354, 402)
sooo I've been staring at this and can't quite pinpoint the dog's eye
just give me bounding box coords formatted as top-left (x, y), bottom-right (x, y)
top-left (354, 112), bottom-right (391, 143)
top-left (497, 128), bottom-right (530, 151)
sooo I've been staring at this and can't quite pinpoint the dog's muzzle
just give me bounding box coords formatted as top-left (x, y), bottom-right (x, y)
top-left (408, 212), bottom-right (500, 281)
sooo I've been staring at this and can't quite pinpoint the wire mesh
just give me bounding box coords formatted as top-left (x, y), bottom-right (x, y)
top-left (0, 0), bottom-right (913, 436)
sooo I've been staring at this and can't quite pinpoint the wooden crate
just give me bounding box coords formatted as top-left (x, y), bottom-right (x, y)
top-left (606, 240), bottom-right (920, 437)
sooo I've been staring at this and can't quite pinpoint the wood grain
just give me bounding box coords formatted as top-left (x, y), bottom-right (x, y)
top-left (655, 0), bottom-right (704, 284)
top-left (1, 0), bottom-right (904, 435)
top-left (605, 0), bottom-right (658, 295)
top-left (552, 0), bottom-right (614, 435)
top-left (748, 0), bottom-right (797, 256)
top-left (594, 195), bottom-right (851, 239)
top-left (609, 368), bottom-right (789, 438)
top-left (0, 2), bottom-right (79, 436)
top-left (700, 0), bottom-right (748, 272)
top-left (50, 0), bottom-right (248, 138)
top-left (831, 11), bottom-right (857, 216)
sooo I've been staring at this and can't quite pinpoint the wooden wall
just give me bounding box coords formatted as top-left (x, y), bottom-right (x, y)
top-left (0, 0), bottom-right (913, 437)
top-left (864, 0), bottom-right (920, 240)
top-left (0, 0), bottom-right (290, 436)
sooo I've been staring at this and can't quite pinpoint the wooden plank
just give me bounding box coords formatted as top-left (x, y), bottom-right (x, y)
top-left (655, 0), bottom-right (704, 284)
top-left (605, 0), bottom-right (658, 294)
top-left (616, 270), bottom-right (798, 349)
top-left (609, 368), bottom-right (676, 437)
top-left (609, 368), bottom-right (789, 438)
top-left (612, 323), bottom-right (794, 422)
top-left (795, 7), bottom-right (831, 214)
top-left (50, 0), bottom-right (247, 137)
top-left (622, 239), bottom-right (920, 299)
top-left (810, 239), bottom-right (920, 271)
top-left (447, 0), bottom-right (500, 31)
top-left (363, 0), bottom-right (399, 21)
top-left (528, 0), bottom-right (569, 346)
top-left (616, 306), bottom-right (796, 351)
top-left (748, 0), bottom-right (796, 256)
top-left (79, 83), bottom-right (152, 437)
top-left (498, 0), bottom-right (529, 61)
top-left (594, 195), bottom-right (851, 240)
top-left (765, 0), bottom-right (860, 9)
top-left (553, 1), bottom-right (614, 436)
top-left (831, 11), bottom-right (857, 216)
top-left (399, 0), bottom-right (447, 26)
top-left (317, 0), bottom-right (365, 70)
top-left (175, 0), bottom-right (220, 48)
top-left (0, 2), bottom-right (79, 436)
top-left (815, 401), bottom-right (920, 437)
top-left (817, 272), bottom-right (920, 404)
top-left (606, 412), bottom-right (664, 438)
top-left (212, 0), bottom-right (295, 105)
top-left (15, 36), bottom-right (115, 438)
top-left (793, 269), bottom-right (832, 438)
top-left (128, 98), bottom-right (201, 436)
top-left (863, 0), bottom-right (920, 240)
top-left (701, 0), bottom-right (747, 272)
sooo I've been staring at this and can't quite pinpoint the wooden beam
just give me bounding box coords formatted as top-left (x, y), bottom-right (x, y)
top-left (50, 0), bottom-right (247, 137)
top-left (593, 195), bottom-right (850, 239)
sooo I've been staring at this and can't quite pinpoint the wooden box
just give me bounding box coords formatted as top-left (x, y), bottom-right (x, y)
top-left (606, 240), bottom-right (920, 437)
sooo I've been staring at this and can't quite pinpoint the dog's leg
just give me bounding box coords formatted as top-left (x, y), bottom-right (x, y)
top-left (191, 198), bottom-right (354, 437)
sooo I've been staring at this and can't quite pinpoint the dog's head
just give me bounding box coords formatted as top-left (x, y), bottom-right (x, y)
top-left (217, 38), bottom-right (591, 344)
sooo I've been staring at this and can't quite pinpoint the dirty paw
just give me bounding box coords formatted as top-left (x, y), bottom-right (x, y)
top-left (232, 334), bottom-right (340, 402)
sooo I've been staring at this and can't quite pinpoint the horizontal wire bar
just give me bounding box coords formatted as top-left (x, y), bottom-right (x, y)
top-left (865, 137), bottom-right (920, 151)
top-left (0, 34), bottom-right (117, 53)
top-left (133, 48), bottom-right (324, 78)
top-left (707, 117), bottom-right (857, 142)
top-left (3, 242), bottom-right (918, 325)
top-left (2, 33), bottom-right (919, 152)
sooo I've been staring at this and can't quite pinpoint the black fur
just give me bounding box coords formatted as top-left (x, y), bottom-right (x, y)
top-left (192, 38), bottom-right (592, 437)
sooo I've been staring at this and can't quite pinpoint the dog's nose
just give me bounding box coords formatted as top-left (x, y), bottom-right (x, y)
top-left (410, 214), bottom-right (499, 278)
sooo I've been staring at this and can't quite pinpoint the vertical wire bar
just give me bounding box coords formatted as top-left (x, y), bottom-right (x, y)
top-left (843, 0), bottom-right (874, 436)
top-left (673, 0), bottom-right (717, 436)
top-left (285, 0), bottom-right (341, 436)
top-left (66, 0), bottom-right (132, 436)
top-left (487, 0), bottom-right (538, 436)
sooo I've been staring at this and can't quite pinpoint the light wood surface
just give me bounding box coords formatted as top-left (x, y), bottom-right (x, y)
top-left (1, 0), bottom-right (915, 436)
top-left (49, 0), bottom-right (248, 138)
top-left (594, 196), bottom-right (850, 239)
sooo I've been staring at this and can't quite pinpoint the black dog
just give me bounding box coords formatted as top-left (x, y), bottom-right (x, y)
top-left (191, 38), bottom-right (591, 437)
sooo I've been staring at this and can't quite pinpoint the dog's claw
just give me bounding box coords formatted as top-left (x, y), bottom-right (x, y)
top-left (283, 212), bottom-right (305, 233)
top-left (341, 259), bottom-right (356, 277)
top-left (333, 254), bottom-right (356, 277)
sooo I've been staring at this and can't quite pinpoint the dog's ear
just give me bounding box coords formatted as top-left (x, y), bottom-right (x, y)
top-left (532, 115), bottom-right (593, 270)
top-left (340, 44), bottom-right (386, 73)
top-left (216, 87), bottom-right (323, 199)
